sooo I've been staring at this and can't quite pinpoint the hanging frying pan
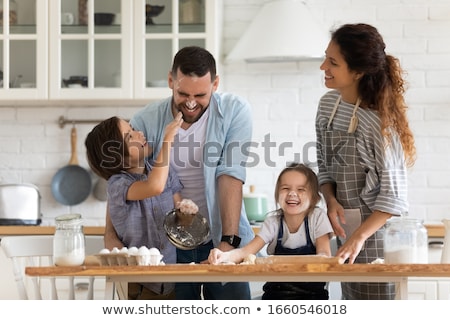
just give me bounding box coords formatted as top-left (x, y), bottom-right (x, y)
top-left (51, 126), bottom-right (92, 205)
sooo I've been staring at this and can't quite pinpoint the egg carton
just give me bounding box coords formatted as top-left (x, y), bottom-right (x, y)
top-left (95, 253), bottom-right (139, 266)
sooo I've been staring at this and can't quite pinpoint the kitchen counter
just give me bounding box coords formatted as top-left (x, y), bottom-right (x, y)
top-left (0, 226), bottom-right (105, 236)
top-left (1, 224), bottom-right (444, 237)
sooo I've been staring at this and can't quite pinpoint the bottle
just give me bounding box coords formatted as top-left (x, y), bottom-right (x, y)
top-left (78, 0), bottom-right (88, 25)
top-left (179, 0), bottom-right (203, 24)
top-left (53, 213), bottom-right (85, 266)
top-left (384, 217), bottom-right (428, 264)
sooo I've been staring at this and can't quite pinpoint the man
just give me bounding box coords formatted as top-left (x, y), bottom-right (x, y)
top-left (104, 46), bottom-right (254, 299)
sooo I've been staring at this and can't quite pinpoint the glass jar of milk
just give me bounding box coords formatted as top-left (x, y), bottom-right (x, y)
top-left (53, 214), bottom-right (85, 266)
top-left (384, 217), bottom-right (428, 264)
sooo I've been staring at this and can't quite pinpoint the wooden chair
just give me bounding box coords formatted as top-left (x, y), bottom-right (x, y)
top-left (1, 235), bottom-right (104, 300)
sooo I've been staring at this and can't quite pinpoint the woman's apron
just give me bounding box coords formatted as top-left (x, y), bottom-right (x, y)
top-left (262, 216), bottom-right (328, 300)
top-left (323, 96), bottom-right (395, 300)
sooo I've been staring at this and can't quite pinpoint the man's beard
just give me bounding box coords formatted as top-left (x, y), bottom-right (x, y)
top-left (173, 102), bottom-right (207, 124)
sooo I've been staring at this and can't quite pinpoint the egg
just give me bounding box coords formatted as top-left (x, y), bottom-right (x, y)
top-left (148, 247), bottom-right (161, 255)
top-left (111, 247), bottom-right (120, 254)
top-left (120, 247), bottom-right (129, 253)
top-left (99, 248), bottom-right (110, 254)
top-left (138, 246), bottom-right (150, 255)
top-left (128, 246), bottom-right (139, 255)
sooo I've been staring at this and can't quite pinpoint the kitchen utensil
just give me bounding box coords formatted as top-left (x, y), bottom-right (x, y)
top-left (441, 219), bottom-right (450, 263)
top-left (0, 183), bottom-right (42, 225)
top-left (243, 185), bottom-right (268, 222)
top-left (163, 208), bottom-right (210, 250)
top-left (93, 176), bottom-right (107, 201)
top-left (94, 13), bottom-right (115, 25)
top-left (62, 75), bottom-right (88, 88)
top-left (145, 4), bottom-right (164, 25)
top-left (51, 126), bottom-right (92, 206)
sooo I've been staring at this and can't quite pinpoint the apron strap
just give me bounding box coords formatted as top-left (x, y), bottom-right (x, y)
top-left (326, 95), bottom-right (361, 133)
top-left (326, 96), bottom-right (341, 130)
top-left (348, 98), bottom-right (361, 133)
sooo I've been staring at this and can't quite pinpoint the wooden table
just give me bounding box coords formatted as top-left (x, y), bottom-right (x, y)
top-left (25, 262), bottom-right (450, 300)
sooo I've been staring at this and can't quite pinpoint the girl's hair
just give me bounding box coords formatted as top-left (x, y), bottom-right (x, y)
top-left (274, 163), bottom-right (321, 214)
top-left (85, 116), bottom-right (130, 180)
top-left (331, 23), bottom-right (416, 167)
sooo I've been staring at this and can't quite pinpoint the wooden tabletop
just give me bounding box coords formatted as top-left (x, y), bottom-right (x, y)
top-left (25, 263), bottom-right (450, 280)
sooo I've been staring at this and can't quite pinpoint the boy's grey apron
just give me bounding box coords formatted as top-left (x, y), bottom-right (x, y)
top-left (323, 96), bottom-right (395, 300)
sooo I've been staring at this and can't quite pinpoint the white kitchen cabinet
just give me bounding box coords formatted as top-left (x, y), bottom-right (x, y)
top-left (133, 0), bottom-right (222, 99)
top-left (0, 0), bottom-right (48, 100)
top-left (407, 239), bottom-right (450, 300)
top-left (1, 0), bottom-right (222, 103)
top-left (49, 0), bottom-right (134, 100)
top-left (408, 278), bottom-right (450, 300)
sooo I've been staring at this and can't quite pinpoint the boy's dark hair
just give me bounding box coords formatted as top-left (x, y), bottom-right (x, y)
top-left (85, 116), bottom-right (129, 180)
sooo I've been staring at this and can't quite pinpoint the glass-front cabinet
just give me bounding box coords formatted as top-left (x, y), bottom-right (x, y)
top-left (49, 0), bottom-right (133, 100)
top-left (1, 0), bottom-right (221, 102)
top-left (133, 0), bottom-right (219, 99)
top-left (0, 0), bottom-right (47, 100)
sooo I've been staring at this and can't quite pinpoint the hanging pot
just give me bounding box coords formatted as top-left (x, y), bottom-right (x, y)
top-left (93, 175), bottom-right (107, 202)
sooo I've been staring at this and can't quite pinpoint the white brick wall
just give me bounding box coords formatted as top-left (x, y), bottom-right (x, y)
top-left (221, 0), bottom-right (450, 221)
top-left (0, 0), bottom-right (449, 225)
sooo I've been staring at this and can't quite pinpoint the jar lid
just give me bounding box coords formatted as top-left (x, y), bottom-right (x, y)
top-left (386, 216), bottom-right (423, 224)
top-left (55, 213), bottom-right (83, 224)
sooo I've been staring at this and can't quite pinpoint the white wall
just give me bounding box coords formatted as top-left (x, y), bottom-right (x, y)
top-left (0, 0), bottom-right (449, 226)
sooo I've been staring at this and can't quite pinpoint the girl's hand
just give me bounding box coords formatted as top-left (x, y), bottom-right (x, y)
top-left (208, 248), bottom-right (229, 265)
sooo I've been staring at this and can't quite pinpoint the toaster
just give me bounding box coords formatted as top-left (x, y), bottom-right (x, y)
top-left (0, 183), bottom-right (42, 225)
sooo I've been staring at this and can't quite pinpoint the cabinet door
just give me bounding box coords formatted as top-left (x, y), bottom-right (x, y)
top-left (0, 0), bottom-right (48, 100)
top-left (134, 0), bottom-right (221, 99)
top-left (438, 280), bottom-right (450, 300)
top-left (49, 0), bottom-right (133, 100)
top-left (408, 279), bottom-right (438, 300)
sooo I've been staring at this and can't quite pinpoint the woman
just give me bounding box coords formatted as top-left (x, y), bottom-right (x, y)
top-left (315, 23), bottom-right (416, 299)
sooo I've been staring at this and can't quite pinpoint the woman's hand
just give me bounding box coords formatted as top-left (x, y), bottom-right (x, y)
top-left (335, 234), bottom-right (365, 264)
top-left (335, 210), bottom-right (392, 264)
top-left (326, 198), bottom-right (346, 238)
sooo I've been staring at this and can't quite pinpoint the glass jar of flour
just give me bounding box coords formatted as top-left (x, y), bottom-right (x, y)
top-left (53, 214), bottom-right (85, 266)
top-left (384, 217), bottom-right (428, 264)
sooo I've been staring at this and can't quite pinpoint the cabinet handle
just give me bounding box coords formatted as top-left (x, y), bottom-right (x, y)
top-left (428, 241), bottom-right (444, 248)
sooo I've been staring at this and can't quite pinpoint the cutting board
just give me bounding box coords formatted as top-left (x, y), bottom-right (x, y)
top-left (255, 255), bottom-right (344, 264)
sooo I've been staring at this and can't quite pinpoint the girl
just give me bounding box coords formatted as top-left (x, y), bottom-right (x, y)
top-left (85, 112), bottom-right (187, 299)
top-left (208, 163), bottom-right (333, 300)
top-left (315, 23), bottom-right (416, 299)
